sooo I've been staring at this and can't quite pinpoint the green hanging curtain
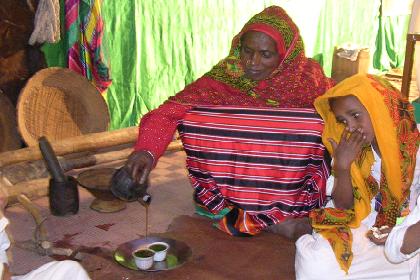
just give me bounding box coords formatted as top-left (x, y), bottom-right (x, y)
top-left (373, 13), bottom-right (411, 71)
top-left (312, 0), bottom-right (380, 74)
top-left (41, 0), bottom-right (411, 130)
top-left (100, 0), bottom-right (296, 129)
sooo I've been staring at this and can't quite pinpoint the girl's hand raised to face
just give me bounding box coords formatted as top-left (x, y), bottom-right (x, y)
top-left (328, 128), bottom-right (367, 172)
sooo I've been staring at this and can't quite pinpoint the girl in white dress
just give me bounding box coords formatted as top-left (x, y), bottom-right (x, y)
top-left (295, 74), bottom-right (419, 279)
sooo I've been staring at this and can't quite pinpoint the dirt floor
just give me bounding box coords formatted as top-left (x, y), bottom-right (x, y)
top-left (7, 150), bottom-right (296, 280)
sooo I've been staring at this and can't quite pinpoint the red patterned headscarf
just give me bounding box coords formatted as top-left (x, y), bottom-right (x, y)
top-left (170, 6), bottom-right (334, 108)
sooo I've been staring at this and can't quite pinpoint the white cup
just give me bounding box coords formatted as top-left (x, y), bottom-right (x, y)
top-left (132, 249), bottom-right (155, 270)
top-left (148, 242), bottom-right (169, 262)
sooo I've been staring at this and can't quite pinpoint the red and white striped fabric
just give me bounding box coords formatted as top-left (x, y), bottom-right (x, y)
top-left (178, 106), bottom-right (330, 236)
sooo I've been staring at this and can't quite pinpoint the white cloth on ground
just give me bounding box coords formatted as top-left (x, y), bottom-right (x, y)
top-left (0, 215), bottom-right (90, 280)
top-left (295, 148), bottom-right (420, 280)
top-left (385, 195), bottom-right (420, 280)
top-left (11, 261), bottom-right (90, 280)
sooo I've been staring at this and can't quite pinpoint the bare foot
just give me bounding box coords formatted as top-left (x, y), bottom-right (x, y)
top-left (267, 217), bottom-right (312, 241)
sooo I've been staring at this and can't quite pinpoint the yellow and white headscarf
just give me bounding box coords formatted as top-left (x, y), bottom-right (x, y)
top-left (310, 74), bottom-right (419, 272)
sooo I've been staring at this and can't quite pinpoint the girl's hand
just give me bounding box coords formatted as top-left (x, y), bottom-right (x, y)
top-left (367, 226), bottom-right (392, 245)
top-left (328, 128), bottom-right (366, 172)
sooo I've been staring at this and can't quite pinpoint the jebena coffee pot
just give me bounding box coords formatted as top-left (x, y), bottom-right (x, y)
top-left (110, 166), bottom-right (152, 206)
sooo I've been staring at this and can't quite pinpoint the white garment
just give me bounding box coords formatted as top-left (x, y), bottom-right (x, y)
top-left (0, 216), bottom-right (90, 280)
top-left (295, 148), bottom-right (420, 280)
top-left (11, 261), bottom-right (90, 280)
top-left (385, 195), bottom-right (420, 280)
top-left (295, 218), bottom-right (416, 280)
top-left (0, 216), bottom-right (10, 278)
top-left (411, 128), bottom-right (420, 211)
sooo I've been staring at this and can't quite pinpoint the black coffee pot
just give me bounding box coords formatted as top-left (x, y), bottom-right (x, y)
top-left (110, 166), bottom-right (152, 206)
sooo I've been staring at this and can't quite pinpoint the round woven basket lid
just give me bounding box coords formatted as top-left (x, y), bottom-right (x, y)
top-left (17, 67), bottom-right (110, 146)
top-left (0, 91), bottom-right (21, 152)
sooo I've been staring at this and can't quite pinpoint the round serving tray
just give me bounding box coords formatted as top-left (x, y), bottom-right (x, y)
top-left (114, 237), bottom-right (191, 271)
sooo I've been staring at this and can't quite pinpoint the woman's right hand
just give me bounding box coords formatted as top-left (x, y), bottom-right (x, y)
top-left (125, 150), bottom-right (154, 184)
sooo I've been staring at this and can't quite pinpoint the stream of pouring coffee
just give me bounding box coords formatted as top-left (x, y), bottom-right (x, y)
top-left (145, 204), bottom-right (149, 238)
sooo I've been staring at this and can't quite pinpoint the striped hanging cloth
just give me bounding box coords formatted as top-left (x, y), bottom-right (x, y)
top-left (65, 0), bottom-right (111, 93)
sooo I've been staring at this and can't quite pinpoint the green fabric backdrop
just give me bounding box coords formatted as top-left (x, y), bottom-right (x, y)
top-left (42, 0), bottom-right (411, 129)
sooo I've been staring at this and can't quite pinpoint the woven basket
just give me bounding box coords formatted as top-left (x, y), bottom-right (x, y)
top-left (17, 67), bottom-right (110, 146)
top-left (0, 91), bottom-right (21, 152)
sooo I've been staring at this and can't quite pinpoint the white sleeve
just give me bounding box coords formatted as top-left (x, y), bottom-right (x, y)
top-left (324, 175), bottom-right (335, 208)
top-left (385, 195), bottom-right (420, 263)
top-left (409, 142), bottom-right (420, 210)
top-left (0, 216), bottom-right (10, 264)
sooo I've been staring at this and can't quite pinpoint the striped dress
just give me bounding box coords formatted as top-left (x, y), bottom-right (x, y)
top-left (178, 106), bottom-right (330, 236)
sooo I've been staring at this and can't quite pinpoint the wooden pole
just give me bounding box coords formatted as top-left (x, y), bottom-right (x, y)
top-left (0, 126), bottom-right (139, 167)
top-left (0, 147), bottom-right (133, 184)
top-left (0, 141), bottom-right (184, 204)
top-left (0, 177), bottom-right (49, 205)
top-left (0, 141), bottom-right (183, 184)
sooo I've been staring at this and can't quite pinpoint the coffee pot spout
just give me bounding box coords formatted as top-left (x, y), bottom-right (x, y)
top-left (138, 193), bottom-right (152, 207)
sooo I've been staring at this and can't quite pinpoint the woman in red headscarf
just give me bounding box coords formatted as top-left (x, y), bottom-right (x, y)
top-left (125, 6), bottom-right (334, 236)
top-left (129, 6), bottom-right (334, 175)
